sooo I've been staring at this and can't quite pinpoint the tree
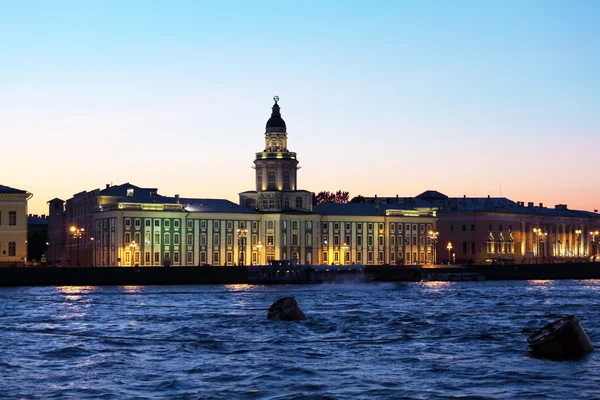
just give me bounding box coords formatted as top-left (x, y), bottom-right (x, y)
top-left (313, 191), bottom-right (350, 205)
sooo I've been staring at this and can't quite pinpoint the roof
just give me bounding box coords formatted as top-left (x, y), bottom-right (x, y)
top-left (0, 185), bottom-right (27, 194)
top-left (182, 198), bottom-right (258, 214)
top-left (416, 190), bottom-right (448, 200)
top-left (265, 99), bottom-right (286, 132)
top-left (313, 202), bottom-right (417, 217)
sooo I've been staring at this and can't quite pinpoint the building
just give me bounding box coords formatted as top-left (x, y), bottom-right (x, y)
top-left (0, 185), bottom-right (32, 266)
top-left (27, 214), bottom-right (48, 264)
top-left (48, 97), bottom-right (436, 266)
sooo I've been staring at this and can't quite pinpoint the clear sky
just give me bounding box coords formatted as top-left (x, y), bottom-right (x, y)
top-left (2, 0), bottom-right (599, 215)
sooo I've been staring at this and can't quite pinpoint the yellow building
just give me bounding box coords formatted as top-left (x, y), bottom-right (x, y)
top-left (0, 185), bottom-right (32, 266)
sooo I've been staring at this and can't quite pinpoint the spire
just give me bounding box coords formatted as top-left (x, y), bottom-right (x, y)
top-left (266, 95), bottom-right (286, 132)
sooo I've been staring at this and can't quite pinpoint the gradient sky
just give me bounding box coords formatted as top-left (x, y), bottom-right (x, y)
top-left (2, 0), bottom-right (599, 215)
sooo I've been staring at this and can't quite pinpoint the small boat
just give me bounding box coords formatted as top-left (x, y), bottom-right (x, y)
top-left (247, 264), bottom-right (322, 284)
top-left (527, 315), bottom-right (594, 359)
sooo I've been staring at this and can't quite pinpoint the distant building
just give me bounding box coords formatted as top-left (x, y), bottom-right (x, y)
top-left (0, 185), bottom-right (31, 266)
top-left (48, 98), bottom-right (436, 266)
top-left (27, 214), bottom-right (48, 263)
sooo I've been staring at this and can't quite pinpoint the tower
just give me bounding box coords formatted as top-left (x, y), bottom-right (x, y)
top-left (239, 97), bottom-right (312, 212)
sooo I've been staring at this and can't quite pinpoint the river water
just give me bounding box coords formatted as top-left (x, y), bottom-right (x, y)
top-left (1, 280), bottom-right (599, 399)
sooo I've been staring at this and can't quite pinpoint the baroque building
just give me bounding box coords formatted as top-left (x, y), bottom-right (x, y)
top-left (48, 98), bottom-right (437, 267)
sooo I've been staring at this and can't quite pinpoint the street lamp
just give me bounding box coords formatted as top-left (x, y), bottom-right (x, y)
top-left (533, 228), bottom-right (548, 264)
top-left (342, 243), bottom-right (349, 265)
top-left (575, 229), bottom-right (582, 258)
top-left (591, 230), bottom-right (599, 262)
top-left (70, 226), bottom-right (84, 266)
top-left (256, 241), bottom-right (263, 265)
top-left (446, 242), bottom-right (453, 265)
top-left (237, 228), bottom-right (248, 266)
top-left (429, 231), bottom-right (439, 265)
top-left (129, 240), bottom-right (138, 266)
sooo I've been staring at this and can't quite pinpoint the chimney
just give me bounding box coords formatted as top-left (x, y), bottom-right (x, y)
top-left (175, 194), bottom-right (180, 204)
top-left (396, 194), bottom-right (399, 203)
top-left (106, 184), bottom-right (110, 189)
top-left (539, 202), bottom-right (543, 208)
top-left (528, 202), bottom-right (534, 208)
top-left (487, 194), bottom-right (490, 198)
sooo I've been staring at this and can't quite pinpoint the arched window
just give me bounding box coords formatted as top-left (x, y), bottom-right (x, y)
top-left (271, 139), bottom-right (277, 151)
top-left (268, 170), bottom-right (276, 190)
top-left (283, 170), bottom-right (291, 190)
top-left (292, 251), bottom-right (299, 261)
top-left (295, 197), bottom-right (303, 209)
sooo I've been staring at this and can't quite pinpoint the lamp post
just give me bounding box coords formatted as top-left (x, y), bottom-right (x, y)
top-left (237, 228), bottom-right (248, 266)
top-left (342, 243), bottom-right (349, 265)
top-left (429, 231), bottom-right (439, 265)
top-left (446, 242), bottom-right (452, 265)
top-left (256, 241), bottom-right (263, 265)
top-left (575, 229), bottom-right (582, 259)
top-left (591, 230), bottom-right (599, 262)
top-left (129, 240), bottom-right (137, 266)
top-left (70, 226), bottom-right (85, 266)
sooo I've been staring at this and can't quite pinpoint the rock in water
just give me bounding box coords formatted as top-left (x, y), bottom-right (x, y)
top-left (267, 297), bottom-right (307, 321)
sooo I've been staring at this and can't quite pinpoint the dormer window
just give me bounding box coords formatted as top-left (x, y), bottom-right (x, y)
top-left (127, 188), bottom-right (134, 197)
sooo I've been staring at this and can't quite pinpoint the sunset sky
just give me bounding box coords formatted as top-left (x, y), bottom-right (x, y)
top-left (2, 0), bottom-right (599, 215)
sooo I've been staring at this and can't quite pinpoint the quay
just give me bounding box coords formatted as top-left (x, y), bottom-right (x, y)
top-left (1, 262), bottom-right (599, 287)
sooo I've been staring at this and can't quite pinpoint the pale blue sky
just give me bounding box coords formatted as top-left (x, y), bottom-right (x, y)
top-left (1, 0), bottom-right (599, 214)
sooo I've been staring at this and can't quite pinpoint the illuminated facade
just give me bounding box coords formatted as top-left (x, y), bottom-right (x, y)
top-left (0, 185), bottom-right (31, 266)
top-left (48, 98), bottom-right (437, 266)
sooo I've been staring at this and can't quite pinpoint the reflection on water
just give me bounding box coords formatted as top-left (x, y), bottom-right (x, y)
top-left (120, 285), bottom-right (145, 293)
top-left (419, 281), bottom-right (452, 291)
top-left (55, 286), bottom-right (98, 301)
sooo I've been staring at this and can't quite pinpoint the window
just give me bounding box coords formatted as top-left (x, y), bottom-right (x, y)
top-left (227, 221), bottom-right (233, 230)
top-left (201, 220), bottom-right (206, 230)
top-left (268, 221), bottom-right (274, 230)
top-left (420, 225), bottom-right (425, 233)
top-left (125, 218), bottom-right (131, 227)
top-left (125, 232), bottom-right (131, 244)
top-left (125, 252), bottom-right (131, 264)
top-left (200, 251), bottom-right (207, 264)
top-left (378, 236), bottom-right (384, 246)
top-left (345, 235), bottom-right (351, 246)
top-left (226, 251), bottom-right (233, 265)
top-left (145, 252), bottom-right (151, 264)
top-left (187, 220), bottom-right (193, 229)
top-left (368, 251), bottom-right (373, 263)
top-left (154, 252), bottom-right (160, 263)
top-left (390, 223), bottom-right (395, 232)
top-left (390, 252), bottom-right (395, 262)
top-left (357, 235), bottom-right (362, 246)
top-left (463, 242), bottom-right (468, 255)
top-left (174, 252), bottom-right (180, 264)
top-left (164, 220), bottom-right (170, 229)
top-left (214, 221), bottom-right (219, 230)
top-left (214, 234), bottom-right (220, 245)
top-left (405, 224), bottom-right (410, 231)
top-left (296, 197), bottom-right (303, 209)
top-left (267, 235), bottom-right (274, 245)
top-left (292, 234), bottom-right (298, 246)
top-left (357, 223), bottom-right (362, 232)
top-left (283, 170), bottom-right (291, 189)
top-left (187, 234), bottom-right (193, 246)
top-left (268, 170), bottom-right (276, 190)
top-left (472, 242), bottom-right (476, 254)
top-left (135, 218), bottom-right (141, 228)
top-left (322, 222), bottom-right (328, 231)
top-left (8, 242), bottom-right (16, 256)
top-left (134, 232), bottom-right (141, 244)
top-left (334, 222), bottom-right (339, 230)
top-left (398, 224), bottom-right (403, 231)
top-left (345, 223), bottom-right (351, 231)
top-left (379, 223), bottom-right (384, 231)
top-left (187, 251), bottom-right (193, 264)
top-left (323, 251), bottom-right (328, 263)
top-left (145, 219), bottom-right (151, 227)
top-left (368, 223), bottom-right (373, 231)
top-left (257, 170), bottom-right (262, 189)
top-left (368, 235), bottom-right (373, 246)
top-left (334, 235), bottom-right (340, 246)
top-left (174, 220), bottom-right (180, 228)
top-left (306, 221), bottom-right (312, 230)
top-left (164, 233), bottom-right (170, 244)
top-left (323, 235), bottom-right (328, 245)
top-left (412, 224), bottom-right (417, 231)
top-left (226, 234), bottom-right (233, 246)
top-left (151, 232), bottom-right (157, 244)
top-left (201, 234), bottom-right (207, 246)
top-left (334, 251), bottom-right (339, 263)
top-left (174, 233), bottom-right (180, 245)
top-left (154, 220), bottom-right (160, 227)
top-left (357, 251), bottom-right (362, 263)
top-left (292, 251), bottom-right (299, 261)
top-left (412, 237), bottom-right (417, 246)
top-left (134, 252), bottom-right (140, 264)
top-left (292, 221), bottom-right (298, 230)
top-left (391, 236), bottom-right (395, 246)
top-left (252, 221), bottom-right (258, 231)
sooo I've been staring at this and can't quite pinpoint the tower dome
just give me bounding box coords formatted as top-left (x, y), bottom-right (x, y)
top-left (266, 96), bottom-right (286, 132)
